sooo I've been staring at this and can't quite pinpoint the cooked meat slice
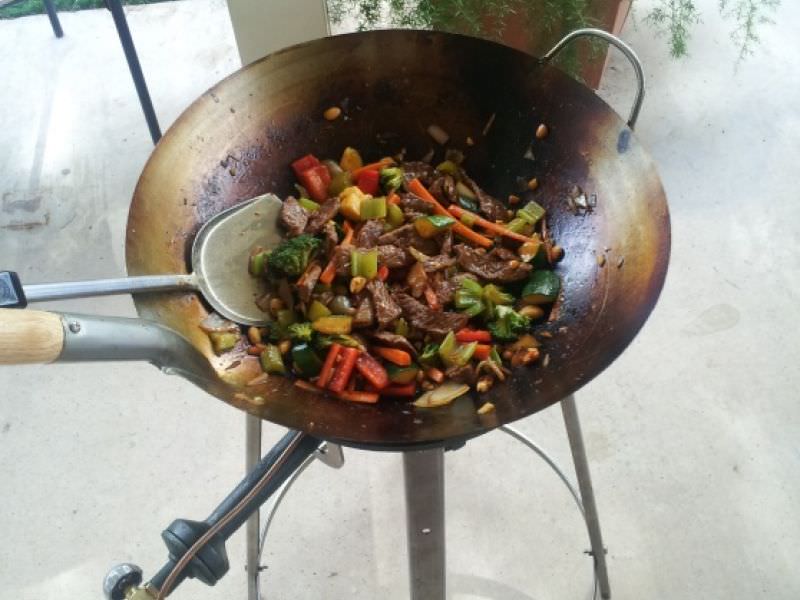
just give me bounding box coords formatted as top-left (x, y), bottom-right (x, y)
top-left (304, 196), bottom-right (340, 234)
top-left (454, 244), bottom-right (531, 282)
top-left (395, 293), bottom-right (469, 336)
top-left (398, 193), bottom-right (435, 215)
top-left (378, 244), bottom-right (410, 268)
top-left (378, 224), bottom-right (438, 255)
top-left (460, 172), bottom-right (509, 222)
top-left (296, 261), bottom-right (322, 303)
top-left (439, 229), bottom-right (453, 256)
top-left (322, 221), bottom-right (338, 257)
top-left (333, 245), bottom-right (351, 276)
top-left (429, 175), bottom-right (457, 205)
top-left (401, 161), bottom-right (435, 186)
top-left (419, 253), bottom-right (456, 273)
top-left (490, 246), bottom-right (518, 261)
top-left (314, 290), bottom-right (334, 307)
top-left (431, 272), bottom-right (476, 306)
top-left (370, 331), bottom-right (417, 357)
top-left (352, 296), bottom-right (375, 328)
top-left (279, 196), bottom-right (308, 237)
top-left (445, 364), bottom-right (476, 385)
top-left (366, 279), bottom-right (402, 326)
top-left (378, 223), bottom-right (415, 245)
top-left (356, 219), bottom-right (384, 248)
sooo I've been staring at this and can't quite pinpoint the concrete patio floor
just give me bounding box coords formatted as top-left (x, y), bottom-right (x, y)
top-left (1, 0), bottom-right (798, 599)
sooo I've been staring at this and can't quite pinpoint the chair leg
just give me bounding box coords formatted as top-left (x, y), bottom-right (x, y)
top-left (104, 0), bottom-right (162, 144)
top-left (42, 0), bottom-right (63, 38)
top-left (561, 395), bottom-right (611, 599)
top-left (245, 414), bottom-right (263, 600)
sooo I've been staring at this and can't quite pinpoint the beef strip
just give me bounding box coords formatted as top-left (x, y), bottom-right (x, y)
top-left (454, 244), bottom-right (531, 282)
top-left (460, 172), bottom-right (509, 222)
top-left (378, 244), bottom-right (410, 268)
top-left (401, 161), bottom-right (435, 186)
top-left (352, 296), bottom-right (375, 328)
top-left (378, 224), bottom-right (438, 255)
top-left (367, 279), bottom-right (402, 326)
top-left (369, 331), bottom-right (417, 357)
top-left (429, 175), bottom-right (457, 205)
top-left (356, 219), bottom-right (384, 248)
top-left (296, 261), bottom-right (322, 303)
top-left (304, 196), bottom-right (340, 234)
top-left (395, 293), bottom-right (469, 336)
top-left (333, 246), bottom-right (351, 276)
top-left (490, 246), bottom-right (518, 262)
top-left (439, 229), bottom-right (453, 256)
top-left (420, 253), bottom-right (456, 273)
top-left (445, 364), bottom-right (476, 385)
top-left (322, 221), bottom-right (338, 257)
top-left (279, 196), bottom-right (308, 237)
top-left (398, 193), bottom-right (435, 215)
top-left (431, 272), bottom-right (476, 306)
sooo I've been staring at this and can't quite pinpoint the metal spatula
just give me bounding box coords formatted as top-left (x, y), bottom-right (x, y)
top-left (0, 194), bottom-right (285, 326)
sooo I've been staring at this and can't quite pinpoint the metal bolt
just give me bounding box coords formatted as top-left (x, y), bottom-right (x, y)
top-left (68, 321), bottom-right (81, 333)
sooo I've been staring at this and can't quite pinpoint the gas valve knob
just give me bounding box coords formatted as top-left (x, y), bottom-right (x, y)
top-left (103, 563), bottom-right (143, 600)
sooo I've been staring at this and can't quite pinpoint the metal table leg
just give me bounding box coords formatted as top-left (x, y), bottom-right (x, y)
top-left (104, 0), bottom-right (162, 144)
top-left (42, 0), bottom-right (63, 38)
top-left (403, 448), bottom-right (446, 600)
top-left (561, 395), bottom-right (611, 599)
top-left (245, 414), bottom-right (262, 600)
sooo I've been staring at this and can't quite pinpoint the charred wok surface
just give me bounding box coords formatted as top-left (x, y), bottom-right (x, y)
top-left (126, 30), bottom-right (670, 448)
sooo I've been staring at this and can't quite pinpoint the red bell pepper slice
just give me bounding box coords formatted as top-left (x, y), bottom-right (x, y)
top-left (355, 168), bottom-right (380, 195)
top-left (299, 164), bottom-right (332, 202)
top-left (355, 352), bottom-right (389, 390)
top-left (328, 347), bottom-right (358, 393)
top-left (455, 328), bottom-right (492, 343)
top-left (291, 154), bottom-right (321, 178)
top-left (377, 265), bottom-right (390, 281)
top-left (473, 344), bottom-right (492, 361)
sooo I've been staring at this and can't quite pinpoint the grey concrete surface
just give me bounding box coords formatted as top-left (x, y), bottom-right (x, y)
top-left (1, 0), bottom-right (798, 599)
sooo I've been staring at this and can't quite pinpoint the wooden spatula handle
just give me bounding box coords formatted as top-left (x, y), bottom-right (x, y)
top-left (0, 309), bottom-right (64, 364)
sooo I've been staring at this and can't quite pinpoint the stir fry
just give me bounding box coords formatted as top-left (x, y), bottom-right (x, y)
top-left (208, 145), bottom-right (563, 409)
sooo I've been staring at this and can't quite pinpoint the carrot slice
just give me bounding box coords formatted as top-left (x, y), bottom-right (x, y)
top-left (407, 179), bottom-right (492, 248)
top-left (473, 344), bottom-right (492, 361)
top-left (381, 383), bottom-right (417, 397)
top-left (351, 157), bottom-right (394, 179)
top-left (317, 343), bottom-right (342, 389)
top-left (373, 346), bottom-right (412, 366)
top-left (455, 328), bottom-right (492, 343)
top-left (386, 192), bottom-right (400, 205)
top-left (447, 205), bottom-right (535, 244)
top-left (337, 390), bottom-right (380, 404)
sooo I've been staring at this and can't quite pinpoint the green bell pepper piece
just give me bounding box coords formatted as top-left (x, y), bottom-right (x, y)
top-left (260, 344), bottom-right (286, 374)
top-left (387, 202), bottom-right (404, 228)
top-left (291, 343), bottom-right (323, 376)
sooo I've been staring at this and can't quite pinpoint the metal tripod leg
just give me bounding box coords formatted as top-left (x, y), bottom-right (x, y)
top-left (245, 414), bottom-right (262, 600)
top-left (561, 395), bottom-right (611, 599)
top-left (403, 448), bottom-right (446, 600)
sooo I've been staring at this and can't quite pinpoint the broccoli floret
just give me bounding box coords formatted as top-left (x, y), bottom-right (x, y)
top-left (267, 234), bottom-right (321, 277)
top-left (380, 167), bottom-right (404, 194)
top-left (488, 305), bottom-right (531, 342)
top-left (287, 322), bottom-right (314, 343)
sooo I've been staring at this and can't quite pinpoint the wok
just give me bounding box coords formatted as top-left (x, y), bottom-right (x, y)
top-left (5, 29), bottom-right (670, 449)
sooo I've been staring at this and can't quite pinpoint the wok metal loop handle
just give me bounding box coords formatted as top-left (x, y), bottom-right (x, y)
top-left (543, 28), bottom-right (645, 129)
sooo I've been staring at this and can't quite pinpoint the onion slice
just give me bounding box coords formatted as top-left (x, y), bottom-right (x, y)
top-left (413, 382), bottom-right (470, 408)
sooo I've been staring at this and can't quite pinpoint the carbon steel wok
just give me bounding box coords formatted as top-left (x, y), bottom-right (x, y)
top-left (123, 29), bottom-right (669, 449)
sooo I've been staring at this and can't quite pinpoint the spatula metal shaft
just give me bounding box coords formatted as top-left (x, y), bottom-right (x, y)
top-left (23, 274), bottom-right (197, 302)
